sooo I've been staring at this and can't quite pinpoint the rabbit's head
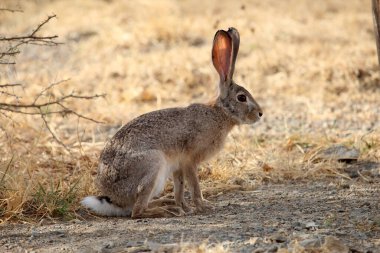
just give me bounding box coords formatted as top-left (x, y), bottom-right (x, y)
top-left (212, 28), bottom-right (262, 124)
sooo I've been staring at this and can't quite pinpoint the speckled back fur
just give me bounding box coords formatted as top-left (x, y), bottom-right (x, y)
top-left (83, 27), bottom-right (263, 218)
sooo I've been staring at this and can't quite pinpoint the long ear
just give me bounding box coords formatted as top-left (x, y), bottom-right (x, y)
top-left (227, 27), bottom-right (240, 80)
top-left (212, 30), bottom-right (233, 83)
top-left (212, 28), bottom-right (240, 98)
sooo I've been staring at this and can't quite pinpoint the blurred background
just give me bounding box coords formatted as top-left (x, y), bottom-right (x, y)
top-left (0, 0), bottom-right (379, 220)
top-left (1, 0), bottom-right (378, 131)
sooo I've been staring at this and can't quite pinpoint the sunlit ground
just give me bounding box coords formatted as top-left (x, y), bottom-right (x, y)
top-left (0, 0), bottom-right (379, 222)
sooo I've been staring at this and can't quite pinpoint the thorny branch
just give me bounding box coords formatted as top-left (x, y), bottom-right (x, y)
top-left (0, 12), bottom-right (105, 150)
top-left (0, 8), bottom-right (23, 13)
top-left (0, 80), bottom-right (105, 121)
top-left (0, 15), bottom-right (60, 64)
top-left (39, 108), bottom-right (69, 150)
top-left (0, 80), bottom-right (106, 150)
top-left (0, 83), bottom-right (22, 88)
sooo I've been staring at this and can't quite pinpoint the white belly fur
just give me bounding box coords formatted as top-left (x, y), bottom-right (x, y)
top-left (150, 156), bottom-right (180, 199)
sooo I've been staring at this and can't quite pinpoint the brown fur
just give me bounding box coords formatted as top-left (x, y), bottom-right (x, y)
top-left (84, 28), bottom-right (263, 218)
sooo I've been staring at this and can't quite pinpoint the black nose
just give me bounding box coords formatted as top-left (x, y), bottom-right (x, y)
top-left (259, 112), bottom-right (263, 117)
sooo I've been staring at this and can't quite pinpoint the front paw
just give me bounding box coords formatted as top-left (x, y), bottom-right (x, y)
top-left (195, 199), bottom-right (214, 213)
top-left (181, 201), bottom-right (193, 213)
top-left (175, 200), bottom-right (193, 214)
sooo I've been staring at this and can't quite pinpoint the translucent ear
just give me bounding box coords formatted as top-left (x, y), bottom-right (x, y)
top-left (212, 30), bottom-right (233, 83)
top-left (227, 27), bottom-right (240, 80)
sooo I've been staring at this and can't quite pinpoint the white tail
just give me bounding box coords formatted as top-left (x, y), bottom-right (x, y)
top-left (81, 196), bottom-right (131, 217)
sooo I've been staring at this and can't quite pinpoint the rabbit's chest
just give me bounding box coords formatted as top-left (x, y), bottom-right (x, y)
top-left (190, 128), bottom-right (229, 163)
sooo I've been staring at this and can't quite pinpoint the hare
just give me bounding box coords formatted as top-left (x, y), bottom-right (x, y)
top-left (81, 27), bottom-right (262, 218)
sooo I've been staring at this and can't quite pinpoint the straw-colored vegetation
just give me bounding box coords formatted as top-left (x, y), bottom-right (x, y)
top-left (0, 0), bottom-right (379, 223)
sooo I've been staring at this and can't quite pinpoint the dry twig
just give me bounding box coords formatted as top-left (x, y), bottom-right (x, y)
top-left (0, 83), bottom-right (22, 88)
top-left (0, 15), bottom-right (59, 64)
top-left (0, 13), bottom-right (104, 149)
top-left (0, 8), bottom-right (23, 13)
top-left (0, 79), bottom-right (106, 149)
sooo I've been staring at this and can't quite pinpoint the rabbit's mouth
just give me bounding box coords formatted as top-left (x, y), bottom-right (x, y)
top-left (245, 112), bottom-right (262, 124)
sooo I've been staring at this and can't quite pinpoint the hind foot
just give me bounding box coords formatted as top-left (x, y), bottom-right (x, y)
top-left (131, 205), bottom-right (186, 219)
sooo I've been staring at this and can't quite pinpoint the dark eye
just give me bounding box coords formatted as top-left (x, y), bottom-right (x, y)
top-left (237, 94), bottom-right (247, 102)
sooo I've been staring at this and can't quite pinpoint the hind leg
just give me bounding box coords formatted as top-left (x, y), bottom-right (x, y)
top-left (132, 183), bottom-right (184, 218)
top-left (148, 198), bottom-right (176, 208)
top-left (130, 152), bottom-right (185, 218)
top-left (146, 170), bottom-right (191, 213)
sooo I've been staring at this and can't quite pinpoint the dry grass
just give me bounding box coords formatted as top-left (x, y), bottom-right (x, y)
top-left (0, 0), bottom-right (379, 223)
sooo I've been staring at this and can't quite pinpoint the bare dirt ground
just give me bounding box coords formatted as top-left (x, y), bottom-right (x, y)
top-left (1, 0), bottom-right (380, 252)
top-left (1, 179), bottom-right (380, 252)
